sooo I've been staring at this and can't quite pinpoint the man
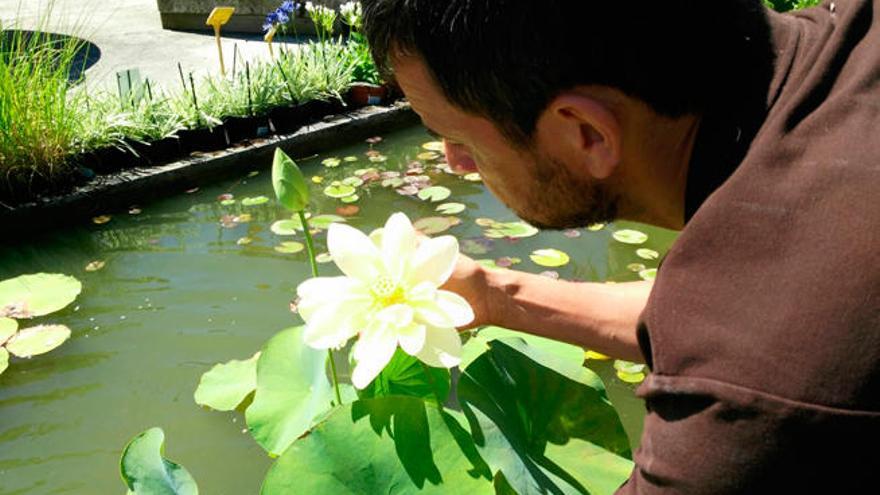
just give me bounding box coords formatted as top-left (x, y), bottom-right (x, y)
top-left (362, 0), bottom-right (880, 492)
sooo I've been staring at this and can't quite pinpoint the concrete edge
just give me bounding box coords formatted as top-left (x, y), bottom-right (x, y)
top-left (3, 102), bottom-right (418, 236)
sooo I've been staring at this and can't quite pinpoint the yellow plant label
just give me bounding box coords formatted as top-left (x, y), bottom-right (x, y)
top-left (206, 7), bottom-right (235, 27)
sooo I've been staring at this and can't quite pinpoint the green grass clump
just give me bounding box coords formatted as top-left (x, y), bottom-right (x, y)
top-left (764, 0), bottom-right (823, 12)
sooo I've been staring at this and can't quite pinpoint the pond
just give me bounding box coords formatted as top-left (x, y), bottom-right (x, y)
top-left (0, 125), bottom-right (676, 494)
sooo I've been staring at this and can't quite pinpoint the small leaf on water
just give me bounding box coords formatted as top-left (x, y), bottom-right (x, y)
top-left (247, 170), bottom-right (260, 178)
top-left (0, 317), bottom-right (18, 345)
top-left (627, 263), bottom-right (646, 273)
top-left (0, 348), bottom-right (8, 375)
top-left (474, 218), bottom-right (498, 228)
top-left (484, 222), bottom-right (539, 239)
top-left (5, 324), bottom-right (71, 358)
top-left (416, 151), bottom-right (439, 161)
top-left (120, 427), bottom-right (199, 495)
top-left (587, 223), bottom-right (606, 232)
top-left (341, 176), bottom-right (364, 188)
top-left (321, 157), bottom-right (342, 168)
top-left (613, 360), bottom-right (646, 374)
top-left (128, 207), bottom-right (142, 215)
top-left (311, 176), bottom-right (324, 184)
top-left (463, 172), bottom-right (482, 182)
top-left (436, 202), bottom-right (466, 215)
top-left (0, 273), bottom-right (82, 319)
top-left (612, 229), bottom-right (648, 245)
top-left (235, 214), bottom-right (253, 223)
top-left (636, 248), bottom-right (660, 260)
top-left (220, 199), bottom-right (236, 206)
top-left (639, 268), bottom-right (658, 281)
top-left (395, 185), bottom-right (419, 196)
top-left (530, 249), bottom-right (571, 268)
top-left (343, 156), bottom-right (358, 162)
top-left (476, 259), bottom-right (502, 270)
top-left (356, 167), bottom-right (380, 177)
top-left (236, 237), bottom-right (253, 246)
top-left (85, 260), bottom-right (106, 272)
top-left (92, 215), bottom-right (111, 225)
top-left (381, 177), bottom-right (405, 188)
top-left (422, 141), bottom-right (444, 152)
top-left (341, 194), bottom-right (360, 204)
top-left (315, 253), bottom-right (334, 264)
top-left (336, 205), bottom-right (360, 217)
top-left (366, 136), bottom-right (383, 144)
top-left (241, 196), bottom-right (270, 207)
top-left (585, 350), bottom-right (611, 361)
top-left (617, 371), bottom-right (646, 384)
top-left (274, 242), bottom-right (305, 254)
top-left (563, 229), bottom-right (582, 239)
top-left (368, 155), bottom-right (388, 163)
top-left (417, 186), bottom-right (452, 203)
top-left (185, 187), bottom-right (199, 194)
top-left (272, 148), bottom-right (310, 212)
top-left (309, 215), bottom-right (347, 230)
top-left (217, 193), bottom-right (234, 202)
top-left (323, 182), bottom-right (356, 199)
top-left (461, 238), bottom-right (494, 255)
top-left (413, 216), bottom-right (461, 235)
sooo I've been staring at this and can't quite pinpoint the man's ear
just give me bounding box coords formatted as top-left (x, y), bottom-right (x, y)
top-left (538, 92), bottom-right (622, 180)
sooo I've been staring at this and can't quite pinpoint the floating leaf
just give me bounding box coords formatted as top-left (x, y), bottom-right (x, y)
top-left (612, 229), bottom-right (648, 245)
top-left (341, 194), bottom-right (360, 204)
top-left (484, 222), bottom-right (539, 239)
top-left (368, 155), bottom-right (388, 163)
top-left (85, 260), bottom-right (106, 272)
top-left (274, 242), bottom-right (305, 254)
top-left (5, 324), bottom-right (71, 358)
top-left (395, 185), bottom-right (419, 196)
top-left (271, 220), bottom-right (300, 236)
top-left (563, 229), bottom-right (582, 239)
top-left (272, 148), bottom-right (310, 212)
top-left (636, 248), bottom-right (660, 261)
top-left (129, 207), bottom-right (143, 215)
top-left (309, 215), bottom-right (346, 230)
top-left (315, 253), bottom-right (334, 264)
top-left (416, 151), bottom-right (439, 161)
top-left (220, 199), bottom-right (236, 206)
top-left (241, 196), bottom-right (270, 207)
top-left (613, 360), bottom-right (646, 375)
top-left (0, 317), bottom-right (17, 345)
top-left (217, 193), bottom-right (234, 202)
top-left (323, 182), bottom-right (356, 199)
top-left (194, 353), bottom-right (260, 411)
top-left (336, 205), bottom-right (360, 217)
top-left (262, 396), bottom-right (492, 493)
top-left (321, 157), bottom-right (341, 168)
top-left (530, 249), bottom-right (570, 268)
top-left (342, 176), bottom-right (364, 187)
top-left (474, 218), bottom-right (497, 228)
top-left (587, 223), bottom-right (606, 232)
top-left (461, 238), bottom-right (494, 256)
top-left (344, 156), bottom-right (358, 162)
top-left (434, 203), bottom-right (465, 216)
top-left (236, 237), bottom-right (253, 246)
top-left (246, 327), bottom-right (334, 456)
top-left (92, 215), bottom-right (111, 225)
top-left (585, 350), bottom-right (611, 361)
top-left (381, 177), bottom-right (405, 188)
top-left (417, 186), bottom-right (452, 203)
top-left (0, 348), bottom-right (7, 375)
top-left (617, 371), bottom-right (646, 384)
top-left (463, 173), bottom-right (482, 182)
top-left (311, 176), bottom-right (324, 184)
top-left (0, 273), bottom-right (82, 319)
top-left (639, 268), bottom-right (658, 281)
top-left (366, 136), bottom-right (383, 144)
top-left (356, 168), bottom-right (380, 176)
top-left (627, 263), bottom-right (647, 273)
top-left (236, 214), bottom-right (253, 223)
top-left (422, 141), bottom-right (444, 152)
top-left (120, 427), bottom-right (199, 495)
top-left (413, 216), bottom-right (460, 235)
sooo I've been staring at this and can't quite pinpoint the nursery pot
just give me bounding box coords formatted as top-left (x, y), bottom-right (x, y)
top-left (130, 137), bottom-right (183, 166)
top-left (347, 83), bottom-right (388, 107)
top-left (223, 115), bottom-right (271, 144)
top-left (178, 126), bottom-right (229, 153)
top-left (269, 104), bottom-right (308, 135)
top-left (78, 145), bottom-right (139, 175)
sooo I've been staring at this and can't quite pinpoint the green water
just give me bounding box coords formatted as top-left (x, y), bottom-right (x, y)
top-left (0, 126), bottom-right (676, 494)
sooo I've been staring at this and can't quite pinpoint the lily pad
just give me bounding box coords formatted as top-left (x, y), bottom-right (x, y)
top-left (639, 268), bottom-right (658, 281)
top-left (220, 199), bottom-right (236, 206)
top-left (316, 253), bottom-right (334, 264)
top-left (587, 223), bottom-right (606, 232)
top-left (241, 196), bottom-right (270, 207)
top-left (271, 220), bottom-right (300, 236)
top-left (92, 215), bottom-right (111, 225)
top-left (0, 273), bottom-right (82, 319)
top-left (417, 186), bottom-right (452, 203)
top-left (342, 177), bottom-right (364, 188)
top-left (612, 229), bottom-right (648, 245)
top-left (236, 237), bottom-right (253, 246)
top-left (323, 182), bottom-right (356, 199)
top-left (5, 324), bottom-right (71, 358)
top-left (461, 238), bottom-right (494, 255)
top-left (194, 353), bottom-right (260, 411)
top-left (435, 202), bottom-right (466, 215)
top-left (617, 371), bottom-right (646, 384)
top-left (413, 216), bottom-right (460, 235)
top-left (484, 222), bottom-right (539, 239)
top-left (613, 360), bottom-right (646, 375)
top-left (381, 177), bottom-right (405, 188)
top-left (0, 317), bottom-right (17, 346)
top-left (120, 427), bottom-right (199, 495)
top-left (321, 157), bottom-right (342, 168)
top-left (309, 215), bottom-right (346, 230)
top-left (416, 151), bottom-right (439, 161)
top-left (344, 156), bottom-right (358, 162)
top-left (275, 242), bottom-right (305, 254)
top-left (627, 263), bottom-right (647, 273)
top-left (368, 155), bottom-right (388, 163)
top-left (463, 173), bottom-right (482, 182)
top-left (85, 260), bottom-right (106, 272)
top-left (341, 194), bottom-right (360, 204)
top-left (585, 350), bottom-right (611, 361)
top-left (530, 249), bottom-right (571, 268)
top-left (422, 141), bottom-right (444, 152)
top-left (474, 218), bottom-right (498, 228)
top-left (636, 248), bottom-right (660, 260)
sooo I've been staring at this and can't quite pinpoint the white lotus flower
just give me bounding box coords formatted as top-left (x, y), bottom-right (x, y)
top-left (296, 213), bottom-right (474, 389)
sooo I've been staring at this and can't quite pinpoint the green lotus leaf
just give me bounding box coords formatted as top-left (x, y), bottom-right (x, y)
top-left (417, 186), bottom-right (452, 203)
top-left (529, 249), bottom-right (571, 268)
top-left (461, 326), bottom-right (586, 371)
top-left (120, 427), bottom-right (199, 495)
top-left (246, 327), bottom-right (334, 456)
top-left (261, 396), bottom-right (492, 494)
top-left (241, 196), bottom-right (270, 207)
top-left (639, 268), bottom-right (658, 281)
top-left (5, 324), bottom-right (71, 358)
top-left (323, 182), bottom-right (356, 199)
top-left (0, 348), bottom-right (7, 376)
top-left (358, 349), bottom-right (450, 405)
top-left (636, 248), bottom-right (660, 260)
top-left (194, 352), bottom-right (260, 412)
top-left (0, 317), bottom-right (17, 345)
top-left (274, 242), bottom-right (305, 254)
top-left (0, 273), bottom-right (82, 319)
top-left (272, 148), bottom-right (310, 212)
top-left (612, 229), bottom-right (648, 245)
top-left (435, 202), bottom-right (466, 215)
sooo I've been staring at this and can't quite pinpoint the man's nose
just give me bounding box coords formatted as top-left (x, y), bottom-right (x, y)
top-left (444, 141), bottom-right (478, 174)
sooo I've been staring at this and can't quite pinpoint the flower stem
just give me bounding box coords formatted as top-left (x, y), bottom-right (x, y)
top-left (298, 210), bottom-right (343, 406)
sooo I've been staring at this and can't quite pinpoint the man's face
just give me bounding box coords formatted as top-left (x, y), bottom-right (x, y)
top-left (392, 55), bottom-right (620, 230)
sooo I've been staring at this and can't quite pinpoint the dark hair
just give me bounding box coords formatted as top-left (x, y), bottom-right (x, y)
top-left (362, 0), bottom-right (773, 143)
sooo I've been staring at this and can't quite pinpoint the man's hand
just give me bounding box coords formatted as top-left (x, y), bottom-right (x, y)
top-left (442, 252), bottom-right (494, 329)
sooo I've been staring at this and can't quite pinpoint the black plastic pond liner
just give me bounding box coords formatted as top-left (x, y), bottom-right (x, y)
top-left (178, 126), bottom-right (229, 153)
top-left (130, 137), bottom-right (183, 165)
top-left (223, 115), bottom-right (271, 144)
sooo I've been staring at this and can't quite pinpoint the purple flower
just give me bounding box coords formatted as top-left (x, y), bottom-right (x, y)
top-left (263, 11), bottom-right (279, 32)
top-left (279, 1), bottom-right (297, 14)
top-left (275, 8), bottom-right (290, 24)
